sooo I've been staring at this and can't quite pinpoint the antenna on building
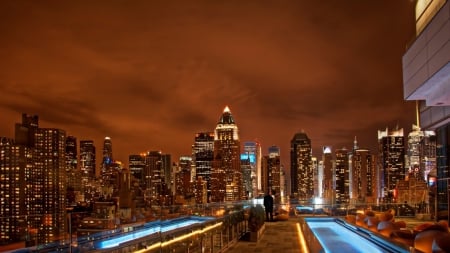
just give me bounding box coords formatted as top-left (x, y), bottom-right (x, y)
top-left (416, 100), bottom-right (420, 128)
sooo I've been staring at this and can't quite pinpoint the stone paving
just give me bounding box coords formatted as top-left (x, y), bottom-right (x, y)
top-left (225, 218), bottom-right (302, 253)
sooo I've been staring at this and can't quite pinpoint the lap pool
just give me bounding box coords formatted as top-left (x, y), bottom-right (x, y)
top-left (300, 217), bottom-right (414, 253)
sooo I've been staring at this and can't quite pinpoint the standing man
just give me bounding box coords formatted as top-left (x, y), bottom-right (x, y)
top-left (263, 190), bottom-right (274, 221)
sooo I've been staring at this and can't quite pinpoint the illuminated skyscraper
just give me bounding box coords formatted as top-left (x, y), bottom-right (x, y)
top-left (102, 136), bottom-right (113, 172)
top-left (290, 132), bottom-right (312, 199)
top-left (192, 132), bottom-right (214, 202)
top-left (349, 146), bottom-right (373, 204)
top-left (211, 106), bottom-right (242, 202)
top-left (144, 151), bottom-right (171, 205)
top-left (79, 140), bottom-right (96, 179)
top-left (0, 137), bottom-right (27, 244)
top-left (33, 128), bottom-right (67, 244)
top-left (407, 124), bottom-right (436, 182)
top-left (312, 157), bottom-right (318, 198)
top-left (335, 148), bottom-right (349, 204)
top-left (378, 127), bottom-right (405, 202)
top-left (65, 136), bottom-right (80, 194)
top-left (267, 146), bottom-right (281, 197)
top-left (175, 156), bottom-right (194, 202)
top-left (129, 154), bottom-right (146, 187)
top-left (242, 141), bottom-right (262, 197)
top-left (240, 156), bottom-right (252, 199)
top-left (321, 146), bottom-right (333, 203)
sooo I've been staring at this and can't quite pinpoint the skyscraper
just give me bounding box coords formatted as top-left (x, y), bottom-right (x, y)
top-left (65, 136), bottom-right (80, 195)
top-left (350, 147), bottom-right (373, 204)
top-left (0, 137), bottom-right (27, 244)
top-left (129, 154), bottom-right (146, 187)
top-left (402, 0), bottom-right (449, 216)
top-left (211, 106), bottom-right (242, 202)
top-left (290, 132), bottom-right (312, 199)
top-left (102, 136), bottom-right (113, 173)
top-left (33, 127), bottom-right (67, 244)
top-left (242, 141), bottom-right (262, 198)
top-left (407, 124), bottom-right (436, 182)
top-left (192, 132), bottom-right (214, 202)
top-left (144, 151), bottom-right (171, 205)
top-left (335, 148), bottom-right (349, 204)
top-left (267, 146), bottom-right (281, 197)
top-left (321, 146), bottom-right (333, 203)
top-left (175, 156), bottom-right (194, 202)
top-left (79, 140), bottom-right (96, 179)
top-left (378, 127), bottom-right (405, 202)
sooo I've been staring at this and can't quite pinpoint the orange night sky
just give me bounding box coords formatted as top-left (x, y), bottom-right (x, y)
top-left (0, 1), bottom-right (417, 168)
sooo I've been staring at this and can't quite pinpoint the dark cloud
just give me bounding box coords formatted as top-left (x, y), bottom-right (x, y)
top-left (0, 0), bottom-right (417, 167)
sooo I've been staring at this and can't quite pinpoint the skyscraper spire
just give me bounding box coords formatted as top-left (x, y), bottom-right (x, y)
top-left (211, 106), bottom-right (242, 202)
top-left (353, 136), bottom-right (358, 151)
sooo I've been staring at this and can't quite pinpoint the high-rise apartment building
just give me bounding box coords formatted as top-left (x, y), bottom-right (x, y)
top-left (378, 127), bottom-right (405, 202)
top-left (321, 146), bottom-right (333, 203)
top-left (0, 137), bottom-right (27, 244)
top-left (65, 136), bottom-right (81, 195)
top-left (407, 124), bottom-right (436, 182)
top-left (175, 156), bottom-right (194, 201)
top-left (350, 148), bottom-right (373, 204)
top-left (402, 0), bottom-right (449, 216)
top-left (79, 140), bottom-right (96, 179)
top-left (240, 156), bottom-right (252, 199)
top-left (211, 106), bottom-right (242, 202)
top-left (312, 157), bottom-right (318, 199)
top-left (102, 136), bottom-right (113, 173)
top-left (335, 148), bottom-right (349, 204)
top-left (2, 114), bottom-right (67, 246)
top-left (242, 141), bottom-right (262, 197)
top-left (267, 146), bottom-right (281, 197)
top-left (33, 128), bottom-right (67, 244)
top-left (261, 156), bottom-right (269, 195)
top-left (290, 132), bottom-right (312, 199)
top-left (144, 151), bottom-right (171, 205)
top-left (129, 154), bottom-right (146, 187)
top-left (192, 132), bottom-right (214, 202)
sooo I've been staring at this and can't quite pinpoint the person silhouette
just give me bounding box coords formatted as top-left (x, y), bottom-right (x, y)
top-left (263, 190), bottom-right (274, 221)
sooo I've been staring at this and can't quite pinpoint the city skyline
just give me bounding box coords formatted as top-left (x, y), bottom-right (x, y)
top-left (0, 1), bottom-right (417, 167)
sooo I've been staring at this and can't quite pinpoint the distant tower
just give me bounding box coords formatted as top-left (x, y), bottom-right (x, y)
top-left (290, 132), bottom-right (312, 199)
top-left (335, 148), bottom-right (349, 204)
top-left (129, 154), bottom-right (146, 187)
top-left (312, 157), bottom-right (319, 199)
top-left (407, 124), bottom-right (436, 182)
top-left (350, 147), bottom-right (373, 204)
top-left (144, 151), bottom-right (171, 205)
top-left (0, 137), bottom-right (26, 244)
top-left (102, 136), bottom-right (113, 172)
top-left (65, 136), bottom-right (80, 193)
top-left (321, 146), bottom-right (333, 203)
top-left (80, 140), bottom-right (96, 179)
top-left (378, 127), bottom-right (405, 202)
top-left (192, 132), bottom-right (214, 202)
top-left (242, 141), bottom-right (262, 198)
top-left (14, 113), bottom-right (38, 147)
top-left (33, 127), bottom-right (67, 245)
top-left (211, 106), bottom-right (242, 202)
top-left (267, 146), bottom-right (281, 196)
top-left (176, 156), bottom-right (194, 202)
top-left (240, 155), bottom-right (252, 199)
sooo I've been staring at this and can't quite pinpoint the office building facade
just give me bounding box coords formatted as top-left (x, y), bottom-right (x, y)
top-left (402, 0), bottom-right (449, 216)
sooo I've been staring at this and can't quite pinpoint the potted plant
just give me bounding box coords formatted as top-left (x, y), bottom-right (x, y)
top-left (247, 205), bottom-right (265, 242)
